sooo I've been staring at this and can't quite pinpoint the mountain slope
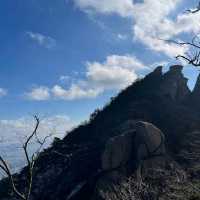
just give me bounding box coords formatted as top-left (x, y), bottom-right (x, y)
top-left (1, 65), bottom-right (200, 200)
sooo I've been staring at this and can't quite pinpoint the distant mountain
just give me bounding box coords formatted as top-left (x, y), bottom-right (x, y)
top-left (1, 65), bottom-right (200, 200)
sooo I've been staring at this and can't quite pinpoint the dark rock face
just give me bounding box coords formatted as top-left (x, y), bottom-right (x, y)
top-left (1, 65), bottom-right (200, 200)
top-left (134, 121), bottom-right (165, 159)
top-left (188, 73), bottom-right (200, 111)
top-left (101, 131), bottom-right (133, 171)
top-left (159, 65), bottom-right (190, 101)
top-left (145, 66), bottom-right (163, 80)
top-left (64, 65), bottom-right (192, 147)
top-left (193, 74), bottom-right (200, 97)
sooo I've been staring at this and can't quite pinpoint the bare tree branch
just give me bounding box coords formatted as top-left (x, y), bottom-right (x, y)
top-left (164, 37), bottom-right (200, 67)
top-left (162, 1), bottom-right (200, 67)
top-left (165, 38), bottom-right (200, 49)
top-left (186, 1), bottom-right (200, 13)
top-left (0, 156), bottom-right (26, 200)
top-left (0, 115), bottom-right (52, 200)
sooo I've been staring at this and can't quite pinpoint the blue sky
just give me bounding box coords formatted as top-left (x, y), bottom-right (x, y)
top-left (0, 0), bottom-right (200, 138)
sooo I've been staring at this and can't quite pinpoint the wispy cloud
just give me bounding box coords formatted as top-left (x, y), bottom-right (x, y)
top-left (117, 34), bottom-right (128, 40)
top-left (0, 88), bottom-right (7, 98)
top-left (26, 31), bottom-right (56, 49)
top-left (70, 0), bottom-right (200, 58)
top-left (59, 75), bottom-right (70, 83)
top-left (72, 0), bottom-right (134, 17)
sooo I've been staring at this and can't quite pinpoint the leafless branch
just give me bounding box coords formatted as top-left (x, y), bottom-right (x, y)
top-left (0, 115), bottom-right (52, 200)
top-left (164, 38), bottom-right (200, 67)
top-left (0, 153), bottom-right (26, 200)
top-left (163, 1), bottom-right (200, 67)
top-left (186, 1), bottom-right (200, 13)
top-left (165, 38), bottom-right (200, 49)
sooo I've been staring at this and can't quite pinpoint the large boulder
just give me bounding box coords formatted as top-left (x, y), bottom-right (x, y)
top-left (101, 121), bottom-right (166, 172)
top-left (134, 121), bottom-right (165, 160)
top-left (94, 121), bottom-right (166, 200)
top-left (101, 132), bottom-right (133, 171)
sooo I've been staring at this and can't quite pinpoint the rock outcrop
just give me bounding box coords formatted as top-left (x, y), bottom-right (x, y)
top-left (160, 65), bottom-right (190, 101)
top-left (101, 121), bottom-right (165, 172)
top-left (101, 132), bottom-right (133, 171)
top-left (188, 73), bottom-right (200, 111)
top-left (192, 73), bottom-right (200, 97)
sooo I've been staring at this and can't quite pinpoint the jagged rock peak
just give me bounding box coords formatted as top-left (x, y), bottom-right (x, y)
top-left (152, 66), bottom-right (163, 75)
top-left (169, 65), bottom-right (183, 73)
top-left (192, 72), bottom-right (200, 96)
top-left (146, 66), bottom-right (163, 78)
top-left (160, 65), bottom-right (190, 101)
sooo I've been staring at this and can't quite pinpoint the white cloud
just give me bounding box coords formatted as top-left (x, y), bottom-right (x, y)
top-left (133, 28), bottom-right (188, 57)
top-left (52, 84), bottom-right (102, 100)
top-left (86, 55), bottom-right (146, 90)
top-left (26, 31), bottom-right (56, 49)
top-left (0, 115), bottom-right (76, 174)
top-left (72, 0), bottom-right (134, 17)
top-left (25, 86), bottom-right (50, 101)
top-left (25, 55), bottom-right (146, 101)
top-left (71, 0), bottom-right (200, 58)
top-left (131, 0), bottom-right (193, 57)
top-left (0, 88), bottom-right (7, 98)
top-left (0, 115), bottom-right (74, 142)
top-left (53, 55), bottom-right (146, 100)
top-left (87, 63), bottom-right (136, 89)
top-left (97, 55), bottom-right (147, 70)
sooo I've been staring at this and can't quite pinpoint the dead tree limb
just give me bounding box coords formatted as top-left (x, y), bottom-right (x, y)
top-left (0, 115), bottom-right (51, 200)
top-left (186, 2), bottom-right (200, 13)
top-left (163, 2), bottom-right (200, 67)
top-left (164, 38), bottom-right (200, 67)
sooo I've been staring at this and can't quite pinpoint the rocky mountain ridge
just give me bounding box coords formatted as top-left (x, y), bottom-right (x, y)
top-left (1, 65), bottom-right (200, 200)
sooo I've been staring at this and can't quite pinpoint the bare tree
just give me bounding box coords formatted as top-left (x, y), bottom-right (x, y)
top-left (166, 2), bottom-right (200, 67)
top-left (0, 115), bottom-right (51, 200)
top-left (166, 37), bottom-right (200, 67)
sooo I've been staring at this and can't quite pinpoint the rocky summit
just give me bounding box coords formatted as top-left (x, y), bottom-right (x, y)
top-left (1, 65), bottom-right (200, 200)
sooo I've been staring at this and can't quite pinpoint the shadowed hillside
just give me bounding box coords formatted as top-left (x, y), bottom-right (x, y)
top-left (1, 65), bottom-right (200, 200)
top-left (64, 65), bottom-right (200, 153)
